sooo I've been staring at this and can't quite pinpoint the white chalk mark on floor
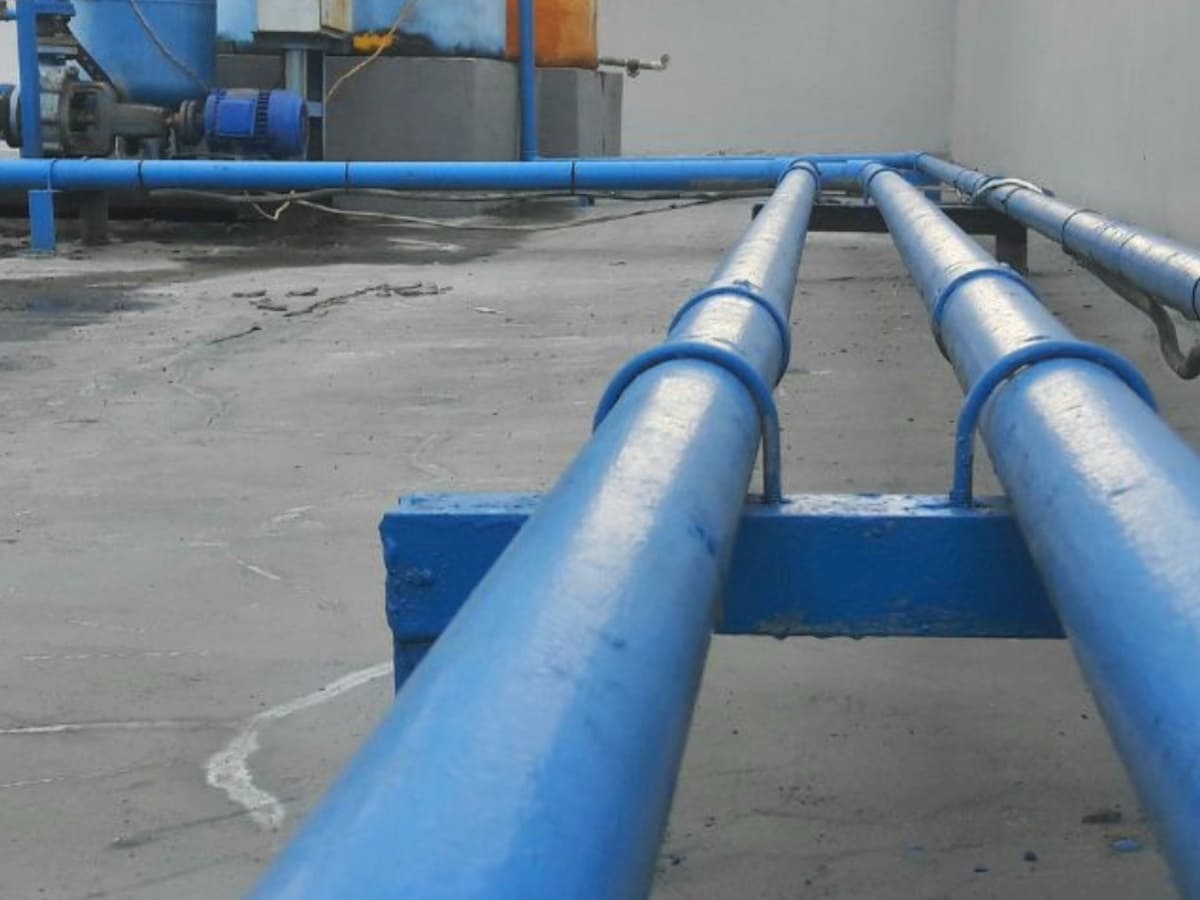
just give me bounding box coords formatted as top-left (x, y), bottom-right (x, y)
top-left (205, 661), bottom-right (393, 831)
top-left (66, 618), bottom-right (148, 636)
top-left (410, 433), bottom-right (456, 481)
top-left (233, 557), bottom-right (283, 582)
top-left (0, 719), bottom-right (216, 736)
top-left (268, 506), bottom-right (313, 525)
top-left (21, 649), bottom-right (208, 663)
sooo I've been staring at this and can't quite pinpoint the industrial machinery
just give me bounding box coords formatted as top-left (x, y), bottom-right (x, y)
top-left (0, 1), bottom-right (308, 159)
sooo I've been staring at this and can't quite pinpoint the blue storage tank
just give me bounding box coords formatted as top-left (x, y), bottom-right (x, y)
top-left (357, 0), bottom-right (505, 56)
top-left (217, 0), bottom-right (505, 58)
top-left (72, 0), bottom-right (215, 106)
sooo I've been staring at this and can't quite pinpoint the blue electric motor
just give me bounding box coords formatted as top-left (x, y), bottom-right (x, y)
top-left (189, 90), bottom-right (309, 159)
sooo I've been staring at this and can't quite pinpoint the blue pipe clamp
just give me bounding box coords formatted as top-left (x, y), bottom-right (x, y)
top-left (595, 339), bottom-right (784, 504)
top-left (950, 340), bottom-right (1158, 506)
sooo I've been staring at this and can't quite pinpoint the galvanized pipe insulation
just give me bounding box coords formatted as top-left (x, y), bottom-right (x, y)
top-left (250, 165), bottom-right (820, 899)
top-left (862, 163), bottom-right (1200, 898)
top-left (0, 155), bottom-right (905, 193)
top-left (917, 154), bottom-right (1200, 321)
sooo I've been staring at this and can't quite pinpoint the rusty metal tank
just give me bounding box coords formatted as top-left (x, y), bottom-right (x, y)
top-left (507, 0), bottom-right (598, 68)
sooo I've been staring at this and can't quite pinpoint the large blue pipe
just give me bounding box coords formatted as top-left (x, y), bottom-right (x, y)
top-left (0, 155), bottom-right (893, 192)
top-left (862, 163), bottom-right (1200, 898)
top-left (518, 0), bottom-right (537, 161)
top-left (251, 165), bottom-right (819, 899)
top-left (917, 154), bottom-right (1200, 321)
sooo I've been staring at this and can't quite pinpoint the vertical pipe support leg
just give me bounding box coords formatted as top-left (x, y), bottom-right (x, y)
top-left (28, 189), bottom-right (57, 254)
top-left (518, 0), bottom-right (538, 161)
top-left (995, 220), bottom-right (1029, 275)
top-left (77, 191), bottom-right (110, 246)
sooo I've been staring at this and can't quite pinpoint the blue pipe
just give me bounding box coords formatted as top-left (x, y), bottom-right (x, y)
top-left (863, 163), bottom-right (1200, 899)
top-left (251, 164), bottom-right (819, 899)
top-left (518, 0), bottom-right (537, 161)
top-left (917, 154), bottom-right (1200, 321)
top-left (16, 0), bottom-right (42, 158)
top-left (0, 155), bottom-right (877, 192)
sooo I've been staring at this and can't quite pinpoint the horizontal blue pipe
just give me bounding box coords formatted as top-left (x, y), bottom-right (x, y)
top-left (0, 155), bottom-right (891, 194)
top-left (251, 165), bottom-right (820, 899)
top-left (864, 163), bottom-right (1200, 899)
top-left (918, 154), bottom-right (1200, 320)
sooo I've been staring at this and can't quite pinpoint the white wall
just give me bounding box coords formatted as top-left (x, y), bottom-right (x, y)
top-left (600, 0), bottom-right (956, 156)
top-left (952, 0), bottom-right (1200, 242)
top-left (0, 21), bottom-right (15, 85)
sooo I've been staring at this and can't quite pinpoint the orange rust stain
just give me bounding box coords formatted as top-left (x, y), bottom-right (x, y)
top-left (506, 0), bottom-right (598, 68)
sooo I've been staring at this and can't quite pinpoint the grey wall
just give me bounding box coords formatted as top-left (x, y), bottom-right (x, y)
top-left (599, 0), bottom-right (956, 156)
top-left (952, 0), bottom-right (1200, 242)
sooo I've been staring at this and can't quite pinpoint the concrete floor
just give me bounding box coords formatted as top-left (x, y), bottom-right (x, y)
top-left (0, 198), bottom-right (1189, 899)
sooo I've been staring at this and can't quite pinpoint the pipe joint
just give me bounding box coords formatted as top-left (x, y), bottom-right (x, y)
top-left (951, 340), bottom-right (1157, 506)
top-left (858, 162), bottom-right (892, 196)
top-left (780, 159), bottom-right (821, 190)
top-left (593, 340), bottom-right (784, 503)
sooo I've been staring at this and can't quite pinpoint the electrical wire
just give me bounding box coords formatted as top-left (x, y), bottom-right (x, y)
top-left (261, 196), bottom-right (737, 232)
top-left (325, 0), bottom-right (424, 105)
top-left (145, 188), bottom-right (768, 231)
top-left (1076, 254), bottom-right (1200, 380)
top-left (150, 187), bottom-right (773, 205)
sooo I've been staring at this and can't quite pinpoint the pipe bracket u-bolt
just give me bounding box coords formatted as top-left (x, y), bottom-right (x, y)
top-left (594, 340), bottom-right (784, 504)
top-left (929, 265), bottom-right (1033, 355)
top-left (669, 282), bottom-right (793, 376)
top-left (950, 340), bottom-right (1158, 507)
top-left (780, 159), bottom-right (822, 190)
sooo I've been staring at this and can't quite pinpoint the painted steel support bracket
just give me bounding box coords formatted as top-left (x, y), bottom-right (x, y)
top-left (383, 493), bottom-right (1061, 690)
top-left (594, 340), bottom-right (785, 503)
top-left (753, 200), bottom-right (1031, 274)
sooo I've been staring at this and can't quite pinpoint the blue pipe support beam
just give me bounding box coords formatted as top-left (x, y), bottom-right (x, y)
top-left (518, 0), bottom-right (537, 161)
top-left (383, 493), bottom-right (1062, 650)
top-left (0, 155), bottom-right (881, 193)
top-left (862, 163), bottom-right (1200, 899)
top-left (251, 164), bottom-right (820, 899)
top-left (918, 154), bottom-right (1200, 321)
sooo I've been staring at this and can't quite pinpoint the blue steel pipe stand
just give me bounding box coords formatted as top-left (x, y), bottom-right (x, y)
top-left (383, 493), bottom-right (1062, 689)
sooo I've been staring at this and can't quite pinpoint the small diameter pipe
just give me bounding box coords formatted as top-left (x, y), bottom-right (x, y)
top-left (518, 0), bottom-right (537, 161)
top-left (16, 0), bottom-right (41, 157)
top-left (250, 165), bottom-right (819, 899)
top-left (917, 154), bottom-right (1200, 321)
top-left (864, 162), bottom-right (1200, 899)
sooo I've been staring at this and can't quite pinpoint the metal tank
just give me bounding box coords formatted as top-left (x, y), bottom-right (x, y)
top-left (356, 0), bottom-right (506, 57)
top-left (217, 0), bottom-right (507, 58)
top-left (70, 0), bottom-right (216, 105)
top-left (506, 0), bottom-right (598, 68)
